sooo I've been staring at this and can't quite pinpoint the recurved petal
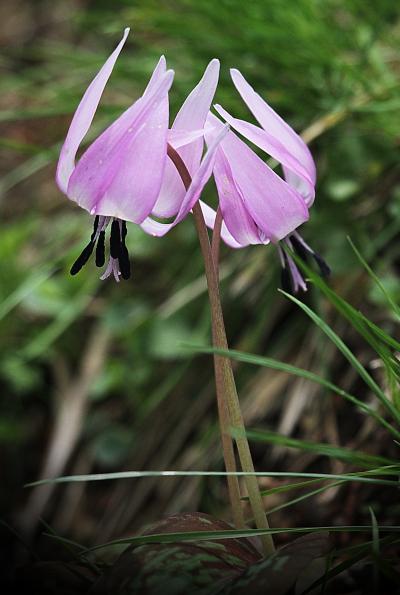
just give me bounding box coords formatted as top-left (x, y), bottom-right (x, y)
top-left (212, 147), bottom-right (261, 246)
top-left (68, 70), bottom-right (174, 222)
top-left (205, 113), bottom-right (262, 246)
top-left (282, 166), bottom-right (315, 204)
top-left (230, 69), bottom-right (316, 198)
top-left (151, 59), bottom-right (220, 218)
top-left (172, 59), bottom-right (220, 174)
top-left (56, 28), bottom-right (130, 194)
top-left (214, 104), bottom-right (315, 205)
top-left (140, 124), bottom-right (229, 237)
top-left (217, 123), bottom-right (309, 243)
top-left (66, 57), bottom-right (171, 193)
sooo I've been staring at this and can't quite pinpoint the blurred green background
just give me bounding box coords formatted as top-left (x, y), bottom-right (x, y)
top-left (0, 0), bottom-right (399, 555)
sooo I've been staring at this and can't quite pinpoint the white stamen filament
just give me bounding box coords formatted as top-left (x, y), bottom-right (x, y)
top-left (277, 245), bottom-right (286, 268)
top-left (94, 216), bottom-right (111, 241)
top-left (291, 230), bottom-right (313, 254)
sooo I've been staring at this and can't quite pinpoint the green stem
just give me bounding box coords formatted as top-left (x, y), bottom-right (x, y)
top-left (167, 144), bottom-right (274, 554)
top-left (211, 207), bottom-right (222, 273)
top-left (167, 145), bottom-right (244, 529)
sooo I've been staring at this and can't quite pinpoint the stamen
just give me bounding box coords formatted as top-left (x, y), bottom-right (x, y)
top-left (313, 252), bottom-right (331, 278)
top-left (291, 231), bottom-right (331, 278)
top-left (100, 260), bottom-right (112, 280)
top-left (70, 216), bottom-right (131, 282)
top-left (95, 231), bottom-right (106, 267)
top-left (110, 219), bottom-right (122, 259)
top-left (286, 253), bottom-right (307, 292)
top-left (92, 215), bottom-right (100, 235)
top-left (118, 220), bottom-right (131, 280)
top-left (70, 241), bottom-right (95, 275)
top-left (290, 234), bottom-right (309, 261)
top-left (277, 245), bottom-right (286, 269)
top-left (280, 264), bottom-right (293, 292)
top-left (121, 220), bottom-right (128, 240)
top-left (112, 257), bottom-right (121, 283)
top-left (278, 239), bottom-right (307, 293)
top-left (70, 216), bottom-right (100, 275)
top-left (291, 231), bottom-right (313, 253)
top-left (118, 246), bottom-right (131, 280)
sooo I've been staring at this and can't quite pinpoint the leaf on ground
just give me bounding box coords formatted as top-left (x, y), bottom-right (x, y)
top-left (89, 512), bottom-right (261, 595)
top-left (222, 532), bottom-right (331, 595)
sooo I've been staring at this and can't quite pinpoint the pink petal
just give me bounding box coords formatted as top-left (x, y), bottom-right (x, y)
top-left (214, 104), bottom-right (315, 205)
top-left (67, 56), bottom-right (170, 193)
top-left (68, 70), bottom-right (174, 222)
top-left (56, 28), bottom-right (130, 194)
top-left (199, 201), bottom-right (243, 248)
top-left (204, 118), bottom-right (261, 246)
top-left (209, 117), bottom-right (309, 243)
top-left (167, 128), bottom-right (205, 148)
top-left (143, 55), bottom-right (167, 96)
top-left (140, 124), bottom-right (229, 236)
top-left (230, 69), bottom-right (316, 205)
top-left (173, 59), bottom-right (220, 175)
top-left (152, 59), bottom-right (220, 218)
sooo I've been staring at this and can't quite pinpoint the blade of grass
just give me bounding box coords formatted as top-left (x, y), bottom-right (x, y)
top-left (80, 525), bottom-right (400, 555)
top-left (264, 482), bottom-right (341, 516)
top-left (245, 429), bottom-right (396, 468)
top-left (255, 478), bottom-right (322, 498)
top-left (360, 316), bottom-right (400, 352)
top-left (254, 466), bottom-right (400, 497)
top-left (0, 266), bottom-right (54, 321)
top-left (348, 237), bottom-right (400, 319)
top-left (279, 289), bottom-right (400, 426)
top-left (286, 247), bottom-right (399, 371)
top-left (26, 468), bottom-right (400, 488)
top-left (187, 345), bottom-right (400, 440)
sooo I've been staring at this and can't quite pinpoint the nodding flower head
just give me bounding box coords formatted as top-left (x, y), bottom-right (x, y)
top-left (56, 28), bottom-right (227, 281)
top-left (205, 69), bottom-right (329, 292)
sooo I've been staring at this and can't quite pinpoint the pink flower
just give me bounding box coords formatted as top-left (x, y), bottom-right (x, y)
top-left (56, 29), bottom-right (226, 281)
top-left (205, 69), bottom-right (329, 291)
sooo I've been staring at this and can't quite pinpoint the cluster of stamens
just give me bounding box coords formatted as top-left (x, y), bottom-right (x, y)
top-left (278, 231), bottom-right (330, 293)
top-left (71, 216), bottom-right (131, 281)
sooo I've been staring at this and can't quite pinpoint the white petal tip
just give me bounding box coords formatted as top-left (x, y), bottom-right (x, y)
top-left (123, 27), bottom-right (130, 36)
top-left (230, 68), bottom-right (243, 81)
top-left (204, 59), bottom-right (220, 78)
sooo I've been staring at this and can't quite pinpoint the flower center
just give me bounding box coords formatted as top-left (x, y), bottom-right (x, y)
top-left (70, 216), bottom-right (131, 282)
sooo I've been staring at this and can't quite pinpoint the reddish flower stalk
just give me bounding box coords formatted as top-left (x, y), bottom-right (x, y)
top-left (167, 143), bottom-right (274, 556)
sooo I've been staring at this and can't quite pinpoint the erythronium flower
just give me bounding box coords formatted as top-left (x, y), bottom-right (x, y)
top-left (204, 69), bottom-right (329, 292)
top-left (56, 28), bottom-right (227, 281)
